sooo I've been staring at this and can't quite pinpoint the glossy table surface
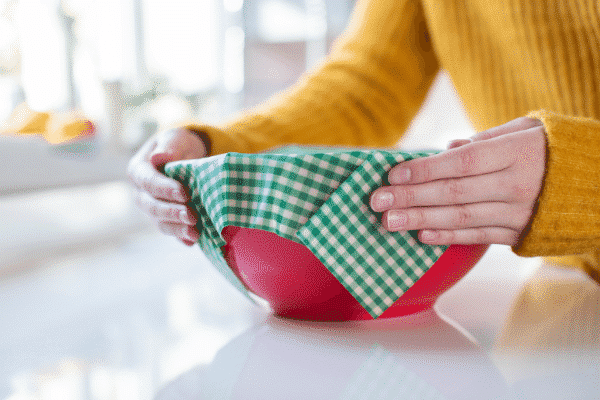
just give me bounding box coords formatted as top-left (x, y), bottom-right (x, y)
top-left (155, 265), bottom-right (600, 400)
top-left (2, 228), bottom-right (599, 400)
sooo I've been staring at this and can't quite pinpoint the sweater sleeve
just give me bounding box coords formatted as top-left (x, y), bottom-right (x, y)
top-left (185, 0), bottom-right (439, 155)
top-left (513, 110), bottom-right (600, 259)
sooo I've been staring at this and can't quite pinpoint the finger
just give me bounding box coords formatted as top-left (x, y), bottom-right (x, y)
top-left (130, 162), bottom-right (189, 203)
top-left (136, 191), bottom-right (197, 225)
top-left (418, 227), bottom-right (519, 246)
top-left (388, 118), bottom-right (544, 185)
top-left (371, 171), bottom-right (510, 211)
top-left (388, 139), bottom-right (514, 185)
top-left (469, 117), bottom-right (542, 142)
top-left (157, 222), bottom-right (200, 243)
top-left (381, 202), bottom-right (521, 232)
top-left (446, 138), bottom-right (471, 149)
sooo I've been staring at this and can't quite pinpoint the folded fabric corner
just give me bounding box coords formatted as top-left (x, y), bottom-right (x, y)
top-left (296, 151), bottom-right (446, 318)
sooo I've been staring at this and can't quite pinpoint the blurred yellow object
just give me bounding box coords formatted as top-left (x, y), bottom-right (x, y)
top-left (492, 262), bottom-right (600, 385)
top-left (44, 112), bottom-right (95, 145)
top-left (1, 102), bottom-right (50, 135)
top-left (1, 102), bottom-right (95, 144)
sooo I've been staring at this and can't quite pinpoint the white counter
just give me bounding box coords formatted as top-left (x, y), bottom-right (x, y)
top-left (2, 224), bottom-right (597, 400)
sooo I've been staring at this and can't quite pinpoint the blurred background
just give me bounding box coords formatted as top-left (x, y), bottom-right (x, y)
top-left (0, 0), bottom-right (481, 399)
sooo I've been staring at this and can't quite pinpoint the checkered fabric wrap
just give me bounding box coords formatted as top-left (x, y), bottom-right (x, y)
top-left (164, 148), bottom-right (447, 318)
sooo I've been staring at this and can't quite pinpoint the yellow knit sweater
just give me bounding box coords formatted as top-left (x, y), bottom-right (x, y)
top-left (187, 0), bottom-right (600, 277)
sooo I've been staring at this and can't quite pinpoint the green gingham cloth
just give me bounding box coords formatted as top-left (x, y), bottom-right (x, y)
top-left (164, 148), bottom-right (447, 318)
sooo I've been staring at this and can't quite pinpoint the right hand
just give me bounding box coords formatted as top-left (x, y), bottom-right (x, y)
top-left (127, 128), bottom-right (208, 246)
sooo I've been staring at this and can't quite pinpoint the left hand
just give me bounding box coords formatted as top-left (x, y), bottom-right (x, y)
top-left (370, 117), bottom-right (547, 246)
top-left (127, 128), bottom-right (207, 246)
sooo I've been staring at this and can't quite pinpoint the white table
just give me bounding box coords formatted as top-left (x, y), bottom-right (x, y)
top-left (2, 229), bottom-right (598, 400)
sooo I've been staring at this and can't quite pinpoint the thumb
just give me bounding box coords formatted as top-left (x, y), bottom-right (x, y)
top-left (469, 117), bottom-right (543, 143)
top-left (149, 149), bottom-right (173, 168)
top-left (149, 130), bottom-right (182, 168)
top-left (445, 117), bottom-right (543, 150)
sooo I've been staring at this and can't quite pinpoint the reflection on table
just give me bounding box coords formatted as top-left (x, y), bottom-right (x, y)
top-left (156, 263), bottom-right (600, 400)
top-left (492, 263), bottom-right (600, 399)
top-left (156, 309), bottom-right (506, 400)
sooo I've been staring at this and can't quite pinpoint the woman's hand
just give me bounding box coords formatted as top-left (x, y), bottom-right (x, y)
top-left (370, 117), bottom-right (547, 246)
top-left (127, 128), bottom-right (207, 245)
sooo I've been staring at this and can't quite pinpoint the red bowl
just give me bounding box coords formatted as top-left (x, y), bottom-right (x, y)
top-left (221, 226), bottom-right (488, 321)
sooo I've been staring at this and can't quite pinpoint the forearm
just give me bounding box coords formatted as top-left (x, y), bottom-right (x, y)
top-left (186, 0), bottom-right (439, 155)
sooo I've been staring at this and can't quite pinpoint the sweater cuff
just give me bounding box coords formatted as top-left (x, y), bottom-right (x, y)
top-left (513, 110), bottom-right (600, 257)
top-left (181, 123), bottom-right (248, 156)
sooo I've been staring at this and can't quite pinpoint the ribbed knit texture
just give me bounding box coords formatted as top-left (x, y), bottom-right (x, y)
top-left (186, 0), bottom-right (600, 276)
top-left (517, 111), bottom-right (600, 256)
top-left (188, 0), bottom-right (440, 154)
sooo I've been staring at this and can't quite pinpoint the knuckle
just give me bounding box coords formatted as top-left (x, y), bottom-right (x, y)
top-left (475, 228), bottom-right (487, 243)
top-left (151, 202), bottom-right (170, 220)
top-left (513, 206), bottom-right (534, 230)
top-left (497, 175), bottom-right (511, 194)
top-left (499, 229), bottom-right (518, 246)
top-left (140, 175), bottom-right (153, 194)
top-left (509, 183), bottom-right (533, 202)
top-left (143, 171), bottom-right (165, 199)
top-left (419, 162), bottom-right (432, 182)
top-left (396, 186), bottom-right (416, 207)
top-left (413, 208), bottom-right (426, 226)
top-left (444, 178), bottom-right (465, 203)
top-left (170, 207), bottom-right (181, 221)
top-left (158, 204), bottom-right (175, 220)
top-left (159, 204), bottom-right (172, 219)
top-left (157, 223), bottom-right (171, 235)
top-left (457, 146), bottom-right (477, 175)
top-left (147, 174), bottom-right (161, 194)
top-left (148, 204), bottom-right (160, 218)
top-left (445, 230), bottom-right (456, 243)
top-left (455, 205), bottom-right (472, 227)
top-left (509, 231), bottom-right (520, 246)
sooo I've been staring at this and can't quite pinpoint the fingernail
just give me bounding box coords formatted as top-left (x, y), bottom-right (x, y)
top-left (150, 149), bottom-right (171, 165)
top-left (184, 227), bottom-right (199, 241)
top-left (179, 209), bottom-right (192, 225)
top-left (421, 230), bottom-right (439, 243)
top-left (389, 168), bottom-right (411, 184)
top-left (372, 192), bottom-right (394, 210)
top-left (387, 211), bottom-right (407, 229)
